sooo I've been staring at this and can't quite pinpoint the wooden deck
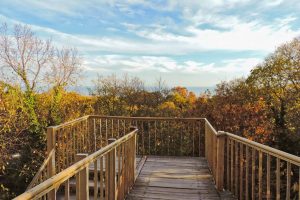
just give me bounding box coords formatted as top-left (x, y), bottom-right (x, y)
top-left (127, 156), bottom-right (235, 200)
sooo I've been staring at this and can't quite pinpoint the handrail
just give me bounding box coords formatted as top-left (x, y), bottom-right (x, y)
top-left (26, 149), bottom-right (55, 190)
top-left (49, 115), bottom-right (89, 129)
top-left (89, 115), bottom-right (205, 121)
top-left (14, 128), bottom-right (137, 200)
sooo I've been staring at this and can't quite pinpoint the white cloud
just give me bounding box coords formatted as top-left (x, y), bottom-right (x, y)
top-left (83, 55), bottom-right (261, 75)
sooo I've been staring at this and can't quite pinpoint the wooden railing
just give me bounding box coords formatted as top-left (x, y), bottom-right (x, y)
top-left (224, 132), bottom-right (300, 200)
top-left (24, 115), bottom-right (300, 200)
top-left (88, 116), bottom-right (205, 157)
top-left (27, 115), bottom-right (205, 191)
top-left (14, 128), bottom-right (137, 200)
top-left (204, 119), bottom-right (300, 199)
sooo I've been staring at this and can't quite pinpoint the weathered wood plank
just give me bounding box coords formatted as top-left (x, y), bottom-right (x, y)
top-left (127, 156), bottom-right (235, 200)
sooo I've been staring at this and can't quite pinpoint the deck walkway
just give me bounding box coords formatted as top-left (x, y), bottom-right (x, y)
top-left (127, 156), bottom-right (235, 200)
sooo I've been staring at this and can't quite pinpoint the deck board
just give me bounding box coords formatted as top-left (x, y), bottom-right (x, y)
top-left (127, 156), bottom-right (235, 200)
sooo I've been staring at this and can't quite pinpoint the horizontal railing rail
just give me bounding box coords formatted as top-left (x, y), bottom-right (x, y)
top-left (14, 128), bottom-right (137, 200)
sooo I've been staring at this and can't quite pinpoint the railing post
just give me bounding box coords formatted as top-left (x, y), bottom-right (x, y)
top-left (205, 120), bottom-right (208, 159)
top-left (130, 126), bottom-right (137, 178)
top-left (216, 131), bottom-right (226, 191)
top-left (75, 153), bottom-right (89, 200)
top-left (108, 138), bottom-right (116, 200)
top-left (47, 127), bottom-right (56, 200)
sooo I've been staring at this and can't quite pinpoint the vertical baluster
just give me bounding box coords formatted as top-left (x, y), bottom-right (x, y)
top-left (94, 158), bottom-right (98, 200)
top-left (245, 146), bottom-right (249, 200)
top-left (258, 151), bottom-right (262, 200)
top-left (66, 128), bottom-right (69, 168)
top-left (251, 148), bottom-right (255, 200)
top-left (65, 179), bottom-right (70, 200)
top-left (180, 121), bottom-right (183, 156)
top-left (105, 119), bottom-right (108, 145)
top-left (230, 139), bottom-right (234, 192)
top-left (240, 143), bottom-right (243, 200)
top-left (235, 141), bottom-right (238, 196)
top-left (192, 121), bottom-right (195, 156)
top-left (94, 118), bottom-right (96, 151)
top-left (105, 153), bottom-right (109, 200)
top-left (57, 129), bottom-right (61, 173)
top-left (226, 137), bottom-right (230, 190)
top-left (122, 142), bottom-right (126, 198)
top-left (198, 120), bottom-right (201, 157)
top-left (161, 121), bottom-right (164, 155)
top-left (298, 167), bottom-right (300, 200)
top-left (154, 121), bottom-right (157, 155)
top-left (80, 122), bottom-right (85, 152)
top-left (148, 121), bottom-right (151, 155)
top-left (286, 162), bottom-right (291, 200)
top-left (73, 125), bottom-right (76, 163)
top-left (167, 121), bottom-right (170, 156)
top-left (267, 154), bottom-right (270, 200)
top-left (276, 158), bottom-right (280, 200)
top-left (141, 121), bottom-right (144, 155)
top-left (299, 167), bottom-right (300, 200)
top-left (99, 156), bottom-right (104, 200)
top-left (117, 145), bottom-right (121, 199)
top-left (123, 119), bottom-right (126, 137)
top-left (111, 119), bottom-right (114, 138)
top-left (117, 119), bottom-right (120, 139)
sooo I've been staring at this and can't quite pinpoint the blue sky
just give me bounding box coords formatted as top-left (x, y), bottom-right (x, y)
top-left (1, 0), bottom-right (300, 87)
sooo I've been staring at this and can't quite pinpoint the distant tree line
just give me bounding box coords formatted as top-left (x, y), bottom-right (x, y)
top-left (1, 23), bottom-right (300, 199)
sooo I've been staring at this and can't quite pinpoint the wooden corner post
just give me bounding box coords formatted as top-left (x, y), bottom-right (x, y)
top-left (216, 131), bottom-right (226, 191)
top-left (47, 127), bottom-right (56, 200)
top-left (75, 153), bottom-right (89, 200)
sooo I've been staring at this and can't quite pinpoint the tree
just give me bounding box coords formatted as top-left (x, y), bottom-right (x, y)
top-left (0, 23), bottom-right (82, 198)
top-left (247, 39), bottom-right (300, 153)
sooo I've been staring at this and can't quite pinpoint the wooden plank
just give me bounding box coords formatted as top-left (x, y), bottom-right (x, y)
top-left (127, 156), bottom-right (235, 200)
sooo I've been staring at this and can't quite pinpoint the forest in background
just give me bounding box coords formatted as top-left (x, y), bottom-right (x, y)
top-left (1, 24), bottom-right (300, 199)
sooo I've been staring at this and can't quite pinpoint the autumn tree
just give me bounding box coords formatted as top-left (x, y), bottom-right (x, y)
top-left (247, 38), bottom-right (300, 153)
top-left (0, 23), bottom-right (82, 198)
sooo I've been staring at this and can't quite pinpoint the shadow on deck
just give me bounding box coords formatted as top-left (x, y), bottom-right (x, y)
top-left (128, 156), bottom-right (235, 200)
